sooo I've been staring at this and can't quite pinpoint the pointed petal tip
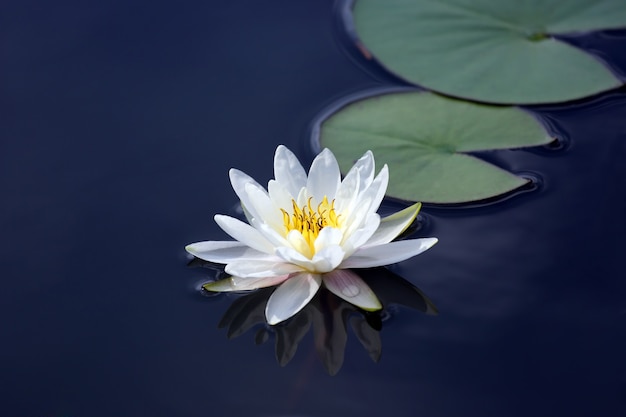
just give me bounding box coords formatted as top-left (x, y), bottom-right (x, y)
top-left (361, 303), bottom-right (383, 312)
top-left (202, 278), bottom-right (236, 292)
top-left (320, 147), bottom-right (333, 156)
top-left (201, 282), bottom-right (218, 292)
top-left (266, 315), bottom-right (282, 326)
top-left (227, 167), bottom-right (240, 179)
top-left (405, 201), bottom-right (422, 223)
top-left (185, 243), bottom-right (200, 254)
top-left (274, 144), bottom-right (293, 160)
top-left (264, 273), bottom-right (321, 325)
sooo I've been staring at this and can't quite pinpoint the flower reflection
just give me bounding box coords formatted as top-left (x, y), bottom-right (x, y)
top-left (192, 260), bottom-right (436, 375)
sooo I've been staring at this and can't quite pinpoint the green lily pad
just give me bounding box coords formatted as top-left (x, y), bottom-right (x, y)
top-left (318, 91), bottom-right (553, 204)
top-left (352, 0), bottom-right (626, 104)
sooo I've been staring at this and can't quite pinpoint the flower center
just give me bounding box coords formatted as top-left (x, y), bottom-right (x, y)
top-left (281, 196), bottom-right (340, 252)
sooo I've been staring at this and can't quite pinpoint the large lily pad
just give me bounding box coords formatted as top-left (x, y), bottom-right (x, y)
top-left (318, 91), bottom-right (552, 204)
top-left (352, 0), bottom-right (626, 104)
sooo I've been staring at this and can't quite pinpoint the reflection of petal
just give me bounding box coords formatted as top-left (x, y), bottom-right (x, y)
top-left (217, 288), bottom-right (274, 338)
top-left (275, 311), bottom-right (312, 366)
top-left (254, 327), bottom-right (270, 345)
top-left (265, 273), bottom-right (322, 325)
top-left (356, 267), bottom-right (438, 315)
top-left (350, 315), bottom-right (382, 363)
top-left (323, 270), bottom-right (382, 311)
top-left (310, 290), bottom-right (349, 376)
top-left (198, 262), bottom-right (437, 375)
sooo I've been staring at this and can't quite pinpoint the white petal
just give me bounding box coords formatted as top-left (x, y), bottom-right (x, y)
top-left (334, 151), bottom-right (375, 215)
top-left (225, 260), bottom-right (304, 278)
top-left (358, 164), bottom-right (389, 215)
top-left (275, 246), bottom-right (315, 270)
top-left (323, 270), bottom-right (382, 311)
top-left (341, 213), bottom-right (380, 257)
top-left (274, 145), bottom-right (307, 198)
top-left (229, 168), bottom-right (265, 195)
top-left (286, 230), bottom-right (313, 258)
top-left (229, 169), bottom-right (267, 219)
top-left (253, 220), bottom-right (291, 248)
top-left (243, 183), bottom-right (284, 232)
top-left (341, 195), bottom-right (373, 239)
top-left (306, 148), bottom-right (341, 203)
top-left (268, 179), bottom-right (295, 211)
top-left (265, 272), bottom-right (322, 325)
top-left (339, 238), bottom-right (438, 269)
top-left (185, 240), bottom-right (274, 264)
top-left (334, 164), bottom-right (361, 214)
top-left (241, 204), bottom-right (254, 224)
top-left (313, 227), bottom-right (343, 253)
top-left (230, 274), bottom-right (291, 290)
top-left (295, 186), bottom-right (308, 208)
top-left (345, 150), bottom-right (375, 193)
top-left (363, 202), bottom-right (421, 248)
top-left (214, 215), bottom-right (275, 254)
top-left (311, 245), bottom-right (345, 273)
top-left (203, 274), bottom-right (290, 292)
top-left (337, 165), bottom-right (387, 238)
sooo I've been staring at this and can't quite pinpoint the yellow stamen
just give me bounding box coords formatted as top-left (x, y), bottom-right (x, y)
top-left (281, 196), bottom-right (341, 255)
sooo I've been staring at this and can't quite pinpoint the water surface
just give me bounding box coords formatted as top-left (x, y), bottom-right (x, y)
top-left (1, 1), bottom-right (625, 416)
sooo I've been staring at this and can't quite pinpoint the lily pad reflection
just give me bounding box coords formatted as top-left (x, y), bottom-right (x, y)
top-left (194, 261), bottom-right (437, 375)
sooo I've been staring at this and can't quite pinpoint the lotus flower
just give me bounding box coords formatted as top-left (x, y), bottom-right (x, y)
top-left (186, 145), bottom-right (437, 324)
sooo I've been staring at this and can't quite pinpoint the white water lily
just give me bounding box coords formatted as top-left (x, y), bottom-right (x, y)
top-left (186, 145), bottom-right (437, 325)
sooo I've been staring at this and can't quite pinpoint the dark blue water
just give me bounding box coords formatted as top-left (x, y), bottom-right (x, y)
top-left (2, 1), bottom-right (625, 416)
